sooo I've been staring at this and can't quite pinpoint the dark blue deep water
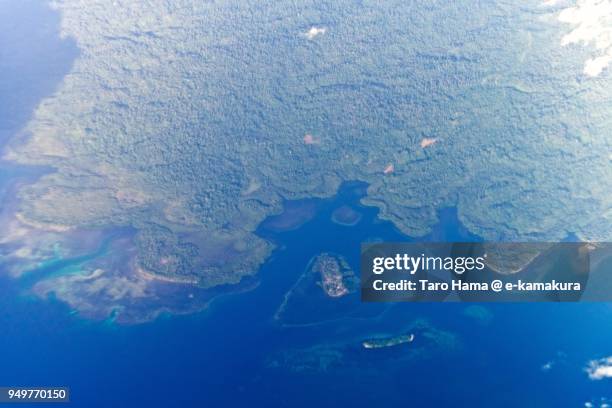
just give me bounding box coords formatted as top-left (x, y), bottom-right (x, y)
top-left (0, 178), bottom-right (611, 407)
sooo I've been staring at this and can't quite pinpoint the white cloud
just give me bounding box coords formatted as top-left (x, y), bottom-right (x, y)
top-left (305, 26), bottom-right (326, 40)
top-left (586, 356), bottom-right (612, 380)
top-left (554, 0), bottom-right (612, 77)
top-left (584, 54), bottom-right (612, 76)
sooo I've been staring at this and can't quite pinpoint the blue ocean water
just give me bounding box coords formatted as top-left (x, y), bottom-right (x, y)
top-left (0, 177), bottom-right (611, 407)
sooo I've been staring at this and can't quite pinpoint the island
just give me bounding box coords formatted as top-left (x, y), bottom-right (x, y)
top-left (312, 253), bottom-right (356, 297)
top-left (274, 252), bottom-right (362, 327)
top-left (362, 333), bottom-right (415, 349)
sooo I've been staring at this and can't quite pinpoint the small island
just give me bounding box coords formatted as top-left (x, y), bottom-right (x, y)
top-left (274, 252), bottom-right (362, 326)
top-left (362, 333), bottom-right (415, 349)
top-left (312, 253), bottom-right (357, 297)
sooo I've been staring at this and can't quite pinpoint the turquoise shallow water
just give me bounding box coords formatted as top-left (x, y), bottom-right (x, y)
top-left (0, 180), bottom-right (611, 407)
